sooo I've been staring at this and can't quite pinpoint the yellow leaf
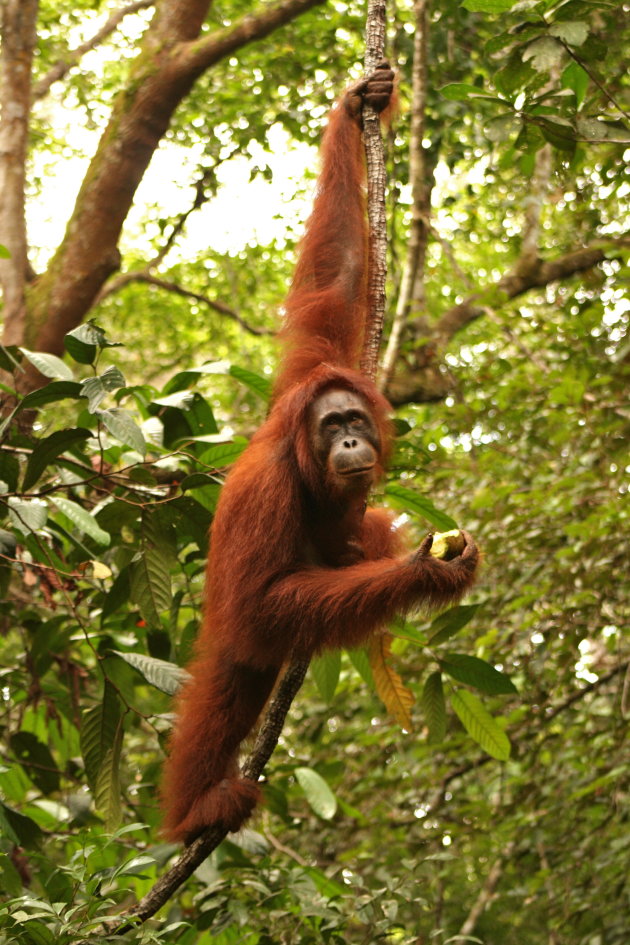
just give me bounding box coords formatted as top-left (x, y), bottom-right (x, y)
top-left (91, 560), bottom-right (113, 580)
top-left (367, 633), bottom-right (414, 730)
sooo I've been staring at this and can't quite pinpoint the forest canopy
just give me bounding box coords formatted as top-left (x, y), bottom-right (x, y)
top-left (0, 0), bottom-right (628, 942)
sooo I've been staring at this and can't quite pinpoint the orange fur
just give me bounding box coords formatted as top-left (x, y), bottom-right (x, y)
top-left (161, 75), bottom-right (478, 844)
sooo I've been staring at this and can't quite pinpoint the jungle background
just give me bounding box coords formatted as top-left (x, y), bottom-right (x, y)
top-left (0, 0), bottom-right (628, 942)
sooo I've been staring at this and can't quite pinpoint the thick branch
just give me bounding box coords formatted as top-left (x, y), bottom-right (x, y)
top-left (19, 0), bottom-right (326, 387)
top-left (170, 0), bottom-right (326, 83)
top-left (386, 235), bottom-right (629, 405)
top-left (33, 0), bottom-right (155, 99)
top-left (0, 0), bottom-right (38, 345)
top-left (434, 235), bottom-right (630, 343)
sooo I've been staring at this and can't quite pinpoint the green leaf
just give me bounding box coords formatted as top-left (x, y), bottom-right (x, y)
top-left (0, 243), bottom-right (10, 259)
top-left (113, 650), bottom-right (189, 695)
top-left (441, 654), bottom-right (518, 695)
top-left (116, 854), bottom-right (157, 877)
top-left (310, 650), bottom-right (341, 703)
top-left (422, 672), bottom-right (447, 744)
top-left (522, 36), bottom-right (564, 73)
top-left (19, 380), bottom-right (84, 411)
top-left (129, 512), bottom-right (174, 626)
top-left (186, 393), bottom-right (219, 437)
top-left (450, 689), bottom-right (511, 761)
top-left (549, 20), bottom-right (588, 47)
top-left (94, 715), bottom-right (124, 830)
top-left (0, 344), bottom-right (21, 372)
top-left (0, 451), bottom-right (19, 492)
top-left (538, 117), bottom-right (576, 151)
top-left (0, 801), bottom-right (43, 848)
top-left (198, 437), bottom-right (248, 469)
top-left (81, 366), bottom-right (126, 412)
top-left (561, 60), bottom-right (589, 108)
top-left (64, 321), bottom-right (121, 363)
top-left (429, 604), bottom-right (480, 644)
top-left (64, 324), bottom-right (100, 364)
top-left (347, 646), bottom-right (375, 688)
top-left (9, 920), bottom-right (53, 945)
top-left (385, 484), bottom-right (458, 531)
top-left (22, 428), bottom-right (91, 491)
top-left (9, 732), bottom-right (60, 794)
top-left (229, 364), bottom-right (272, 401)
top-left (295, 766), bottom-right (337, 820)
top-left (8, 497), bottom-right (48, 532)
top-left (52, 496), bottom-right (110, 546)
top-left (151, 390), bottom-right (195, 409)
top-left (461, 0), bottom-right (514, 12)
top-left (19, 348), bottom-right (74, 380)
top-left (440, 82), bottom-right (504, 102)
top-left (80, 682), bottom-right (122, 790)
top-left (97, 407), bottom-right (146, 455)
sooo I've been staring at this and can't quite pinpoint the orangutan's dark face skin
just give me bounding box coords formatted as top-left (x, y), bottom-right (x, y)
top-left (309, 389), bottom-right (381, 494)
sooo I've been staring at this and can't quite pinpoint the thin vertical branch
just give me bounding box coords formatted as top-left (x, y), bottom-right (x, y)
top-left (379, 0), bottom-right (431, 390)
top-left (360, 0), bottom-right (388, 381)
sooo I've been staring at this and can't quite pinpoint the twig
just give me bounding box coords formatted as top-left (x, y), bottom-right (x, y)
top-left (99, 272), bottom-right (272, 337)
top-left (33, 0), bottom-right (155, 99)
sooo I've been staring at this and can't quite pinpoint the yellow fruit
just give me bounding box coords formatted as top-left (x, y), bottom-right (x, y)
top-left (430, 529), bottom-right (465, 561)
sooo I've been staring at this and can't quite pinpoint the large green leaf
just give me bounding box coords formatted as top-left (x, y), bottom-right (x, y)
top-left (52, 496), bottom-right (110, 546)
top-left (441, 654), bottom-right (518, 695)
top-left (22, 428), bottom-right (91, 491)
top-left (129, 511), bottom-right (175, 627)
top-left (80, 682), bottom-right (123, 790)
top-left (385, 484), bottom-right (458, 531)
top-left (94, 716), bottom-right (124, 830)
top-left (429, 604), bottom-right (480, 644)
top-left (64, 322), bottom-right (121, 364)
top-left (198, 437), bottom-right (248, 469)
top-left (80, 366), bottom-right (126, 412)
top-left (450, 689), bottom-right (511, 761)
top-left (229, 364), bottom-right (272, 401)
top-left (9, 732), bottom-right (60, 794)
top-left (295, 767), bottom-right (337, 820)
top-left (113, 650), bottom-right (189, 695)
top-left (8, 496), bottom-right (48, 532)
top-left (19, 380), bottom-right (84, 411)
top-left (422, 672), bottom-right (447, 744)
top-left (96, 407), bottom-right (146, 455)
top-left (310, 650), bottom-right (341, 703)
top-left (19, 348), bottom-right (74, 380)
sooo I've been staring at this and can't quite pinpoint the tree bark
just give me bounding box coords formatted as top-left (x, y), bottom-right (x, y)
top-left (0, 0), bottom-right (39, 346)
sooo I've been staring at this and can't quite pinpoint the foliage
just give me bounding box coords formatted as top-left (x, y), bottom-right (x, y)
top-left (0, 324), bottom-right (520, 941)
